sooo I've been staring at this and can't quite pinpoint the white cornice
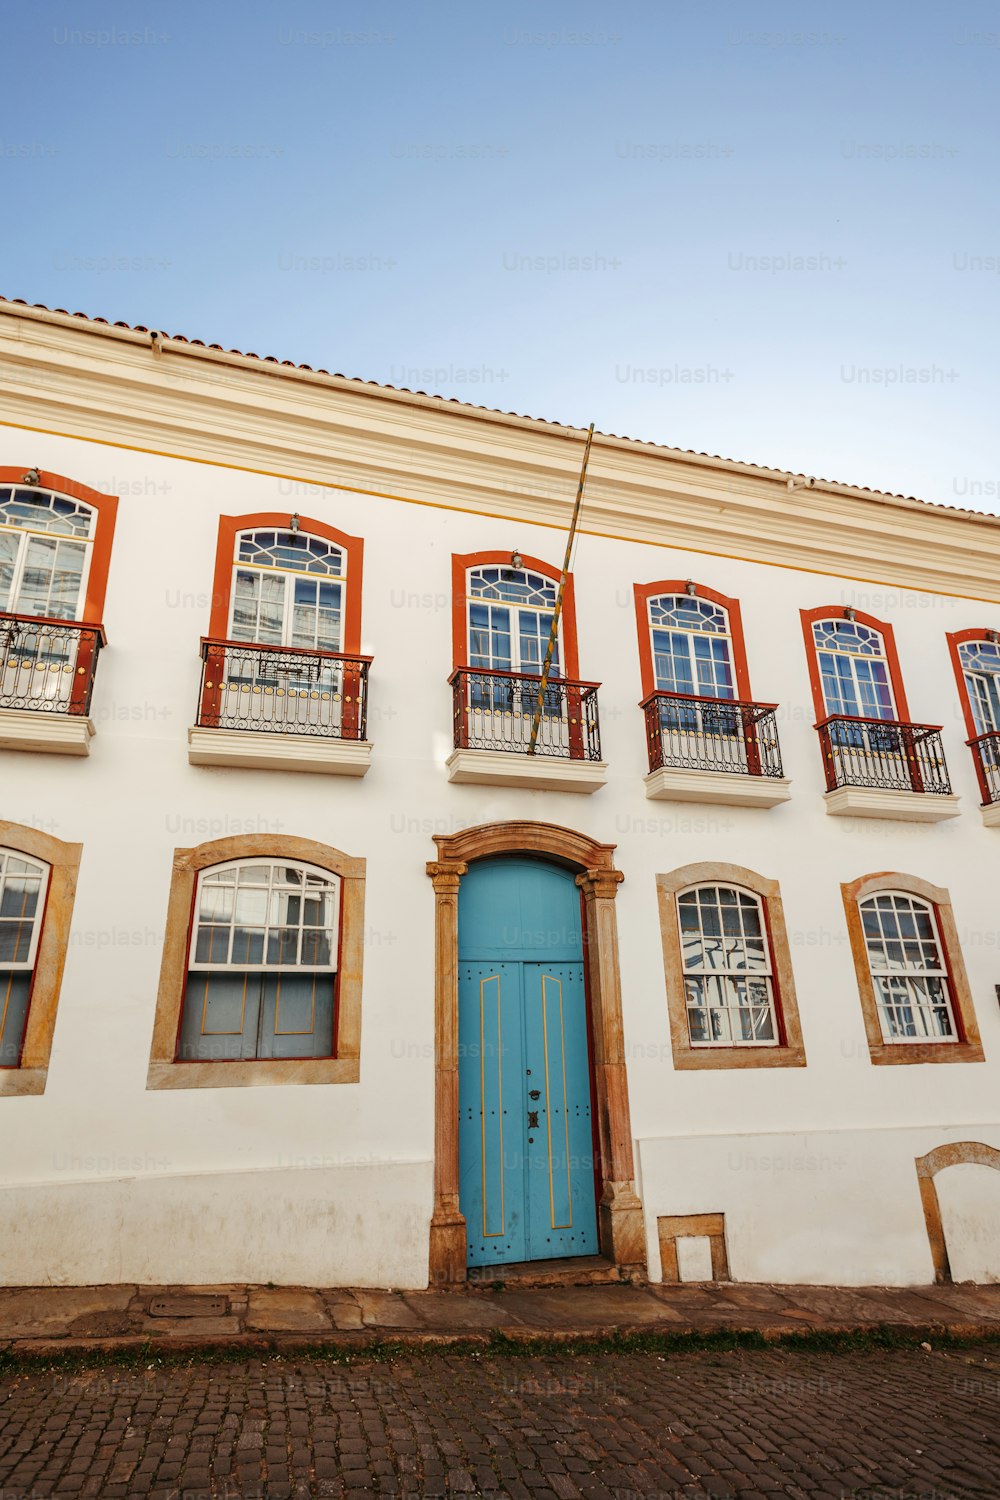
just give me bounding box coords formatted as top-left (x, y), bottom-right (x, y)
top-left (1, 301), bottom-right (998, 601)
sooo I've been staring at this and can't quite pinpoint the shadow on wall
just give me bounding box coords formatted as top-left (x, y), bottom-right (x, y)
top-left (916, 1142), bottom-right (1000, 1285)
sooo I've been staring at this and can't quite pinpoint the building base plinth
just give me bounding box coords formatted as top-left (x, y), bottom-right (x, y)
top-left (599, 1182), bottom-right (648, 1280)
top-left (428, 1212), bottom-right (469, 1287)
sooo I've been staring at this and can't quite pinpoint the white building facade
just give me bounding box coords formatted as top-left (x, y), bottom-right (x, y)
top-left (0, 298), bottom-right (999, 1290)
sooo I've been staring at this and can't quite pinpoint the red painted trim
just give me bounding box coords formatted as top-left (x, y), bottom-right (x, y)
top-left (451, 551), bottom-right (581, 678)
top-left (207, 513), bottom-right (365, 652)
top-left (799, 605), bottom-right (911, 723)
top-left (947, 627), bottom-right (999, 803)
top-left (0, 468), bottom-right (118, 624)
top-left (632, 580), bottom-right (752, 701)
top-left (946, 628), bottom-right (994, 741)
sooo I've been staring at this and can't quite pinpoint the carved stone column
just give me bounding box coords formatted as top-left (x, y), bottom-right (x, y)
top-left (576, 866), bottom-right (647, 1277)
top-left (426, 859), bottom-right (469, 1284)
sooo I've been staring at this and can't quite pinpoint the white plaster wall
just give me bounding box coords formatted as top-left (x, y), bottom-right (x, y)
top-left (1, 427), bottom-right (999, 1286)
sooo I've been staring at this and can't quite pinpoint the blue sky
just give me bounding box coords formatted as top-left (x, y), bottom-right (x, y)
top-left (3, 1), bottom-right (998, 508)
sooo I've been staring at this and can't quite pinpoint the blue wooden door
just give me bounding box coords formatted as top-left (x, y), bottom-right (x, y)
top-left (458, 859), bottom-right (598, 1267)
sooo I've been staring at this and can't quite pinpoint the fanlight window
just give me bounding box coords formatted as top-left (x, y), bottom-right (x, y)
top-left (648, 594), bottom-right (734, 700)
top-left (677, 884), bottom-right (778, 1046)
top-left (230, 528), bottom-right (345, 653)
top-left (859, 892), bottom-right (957, 1043)
top-left (812, 619), bottom-right (896, 721)
top-left (467, 566), bottom-right (560, 676)
top-left (0, 486), bottom-right (96, 620)
top-left (0, 848), bottom-right (49, 1067)
top-left (180, 859), bottom-right (341, 1062)
top-left (959, 639), bottom-right (1000, 735)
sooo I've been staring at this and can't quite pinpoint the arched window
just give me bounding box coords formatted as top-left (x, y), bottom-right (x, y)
top-left (632, 582), bottom-right (777, 779)
top-left (448, 552), bottom-right (594, 763)
top-left (948, 631), bottom-right (1000, 806)
top-left (0, 473), bottom-right (116, 731)
top-left (957, 637), bottom-right (1000, 735)
top-left (810, 617), bottom-right (897, 721)
top-left (230, 528), bottom-right (345, 653)
top-left (0, 848), bottom-right (49, 1066)
top-left (633, 581), bottom-right (751, 702)
top-left (178, 858), bottom-right (341, 1063)
top-left (797, 608), bottom-right (951, 798)
top-left (466, 565), bottom-right (561, 678)
top-left (676, 884), bottom-right (778, 1047)
top-left (199, 513), bottom-right (367, 743)
top-left (841, 873), bottom-right (982, 1066)
top-left (206, 512), bottom-right (364, 654)
top-left (0, 485), bottom-right (96, 621)
top-left (647, 594), bottom-right (735, 700)
top-left (656, 862), bottom-right (805, 1070)
top-left (858, 892), bottom-right (957, 1043)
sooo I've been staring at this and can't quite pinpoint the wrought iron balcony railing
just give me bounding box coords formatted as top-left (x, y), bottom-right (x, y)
top-left (641, 691), bottom-right (784, 778)
top-left (451, 667), bottom-right (602, 761)
top-left (816, 715), bottom-right (952, 795)
top-left (0, 613), bottom-right (104, 716)
top-left (969, 730), bottom-right (1000, 806)
top-left (197, 638), bottom-right (371, 740)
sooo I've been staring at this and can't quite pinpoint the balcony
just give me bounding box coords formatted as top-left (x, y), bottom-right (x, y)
top-left (0, 614), bottom-right (104, 755)
top-left (816, 715), bottom-right (960, 822)
top-left (446, 667), bottom-right (607, 793)
top-left (641, 691), bottom-right (791, 808)
top-left (187, 638), bottom-right (373, 776)
top-left (969, 731), bottom-right (1000, 827)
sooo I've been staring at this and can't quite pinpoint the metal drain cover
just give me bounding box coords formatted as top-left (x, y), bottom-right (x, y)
top-left (149, 1295), bottom-right (228, 1318)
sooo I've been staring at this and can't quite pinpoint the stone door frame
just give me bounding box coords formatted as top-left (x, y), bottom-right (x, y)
top-left (426, 820), bottom-right (646, 1285)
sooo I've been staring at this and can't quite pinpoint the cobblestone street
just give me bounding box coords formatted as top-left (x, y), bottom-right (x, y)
top-left (0, 1342), bottom-right (997, 1499)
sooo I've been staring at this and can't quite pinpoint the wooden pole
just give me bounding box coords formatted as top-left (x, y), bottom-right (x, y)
top-left (527, 423), bottom-right (594, 754)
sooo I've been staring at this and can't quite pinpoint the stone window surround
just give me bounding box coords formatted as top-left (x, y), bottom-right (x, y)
top-left (841, 872), bottom-right (983, 1067)
top-left (146, 833), bottom-right (364, 1091)
top-left (656, 862), bottom-right (807, 1070)
top-left (426, 820), bottom-right (646, 1285)
top-left (0, 822), bottom-right (82, 1097)
top-left (915, 1141), bottom-right (1000, 1283)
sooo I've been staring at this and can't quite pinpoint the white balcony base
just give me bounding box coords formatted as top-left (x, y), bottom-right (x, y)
top-left (188, 727), bottom-right (372, 776)
top-left (644, 766), bottom-right (792, 808)
top-left (824, 785), bottom-right (961, 823)
top-left (0, 708), bottom-right (94, 756)
top-left (446, 748), bottom-right (607, 794)
top-left (981, 801), bottom-right (1000, 828)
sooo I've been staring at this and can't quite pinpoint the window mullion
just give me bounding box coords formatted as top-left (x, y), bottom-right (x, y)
top-left (6, 535), bottom-right (29, 616)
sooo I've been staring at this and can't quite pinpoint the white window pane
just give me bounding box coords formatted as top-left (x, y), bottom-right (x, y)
top-left (190, 861), bottom-right (340, 972)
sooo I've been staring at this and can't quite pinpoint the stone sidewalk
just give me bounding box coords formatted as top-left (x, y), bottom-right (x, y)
top-left (0, 1279), bottom-right (999, 1354)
